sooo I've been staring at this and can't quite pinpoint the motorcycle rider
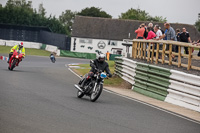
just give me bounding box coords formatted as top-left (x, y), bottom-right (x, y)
top-left (80, 54), bottom-right (112, 90)
top-left (7, 42), bottom-right (25, 63)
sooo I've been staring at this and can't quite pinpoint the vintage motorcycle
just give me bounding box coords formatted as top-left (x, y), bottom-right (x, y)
top-left (74, 61), bottom-right (107, 102)
top-left (8, 49), bottom-right (24, 71)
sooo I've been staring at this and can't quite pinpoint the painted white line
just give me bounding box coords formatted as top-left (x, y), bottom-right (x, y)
top-left (66, 64), bottom-right (200, 125)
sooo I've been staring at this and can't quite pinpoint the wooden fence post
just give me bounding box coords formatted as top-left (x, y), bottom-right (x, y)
top-left (134, 42), bottom-right (137, 58)
top-left (132, 42), bottom-right (135, 59)
top-left (187, 47), bottom-right (192, 70)
top-left (178, 46), bottom-right (181, 67)
top-left (144, 43), bottom-right (147, 60)
top-left (155, 43), bottom-right (159, 64)
top-left (147, 44), bottom-right (151, 62)
top-left (162, 43), bottom-right (166, 64)
top-left (140, 42), bottom-right (143, 59)
top-left (151, 43), bottom-right (155, 63)
top-left (169, 44), bottom-right (172, 65)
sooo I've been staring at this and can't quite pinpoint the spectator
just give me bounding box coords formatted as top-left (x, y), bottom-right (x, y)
top-left (160, 23), bottom-right (177, 61)
top-left (106, 51), bottom-right (110, 61)
top-left (159, 26), bottom-right (165, 34)
top-left (176, 28), bottom-right (181, 42)
top-left (135, 24), bottom-right (145, 39)
top-left (175, 28), bottom-right (181, 53)
top-left (193, 40), bottom-right (200, 56)
top-left (154, 25), bottom-right (163, 40)
top-left (180, 28), bottom-right (191, 54)
top-left (154, 25), bottom-right (163, 58)
top-left (148, 22), bottom-right (154, 32)
top-left (143, 23), bottom-right (148, 39)
top-left (146, 27), bottom-right (156, 40)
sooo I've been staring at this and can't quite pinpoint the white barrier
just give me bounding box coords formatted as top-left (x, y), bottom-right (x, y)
top-left (170, 70), bottom-right (200, 86)
top-left (0, 39), bottom-right (61, 56)
top-left (0, 39), bottom-right (6, 46)
top-left (45, 45), bottom-right (58, 53)
top-left (165, 89), bottom-right (200, 112)
top-left (115, 57), bottom-right (200, 112)
top-left (169, 80), bottom-right (200, 97)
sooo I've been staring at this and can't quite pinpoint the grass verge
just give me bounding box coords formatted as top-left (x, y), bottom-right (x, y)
top-left (0, 46), bottom-right (51, 56)
top-left (71, 61), bottom-right (131, 88)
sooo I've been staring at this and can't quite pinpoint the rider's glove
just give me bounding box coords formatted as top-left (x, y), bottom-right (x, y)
top-left (108, 73), bottom-right (112, 78)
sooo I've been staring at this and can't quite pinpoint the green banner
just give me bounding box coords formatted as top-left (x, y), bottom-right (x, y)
top-left (60, 50), bottom-right (96, 59)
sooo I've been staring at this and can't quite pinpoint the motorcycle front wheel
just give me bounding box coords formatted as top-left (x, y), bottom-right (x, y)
top-left (77, 90), bottom-right (84, 98)
top-left (90, 84), bottom-right (103, 102)
top-left (10, 59), bottom-right (17, 71)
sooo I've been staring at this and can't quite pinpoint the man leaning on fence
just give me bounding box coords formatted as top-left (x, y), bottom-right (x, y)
top-left (160, 23), bottom-right (177, 61)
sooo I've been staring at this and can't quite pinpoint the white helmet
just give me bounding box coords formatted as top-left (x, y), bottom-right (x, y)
top-left (19, 42), bottom-right (23, 49)
top-left (98, 54), bottom-right (105, 62)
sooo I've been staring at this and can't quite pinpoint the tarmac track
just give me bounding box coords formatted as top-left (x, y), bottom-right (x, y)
top-left (0, 55), bottom-right (199, 133)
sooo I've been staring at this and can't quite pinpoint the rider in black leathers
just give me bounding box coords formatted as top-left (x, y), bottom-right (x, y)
top-left (80, 54), bottom-right (112, 89)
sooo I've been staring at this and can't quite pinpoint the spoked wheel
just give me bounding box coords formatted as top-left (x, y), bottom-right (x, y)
top-left (90, 84), bottom-right (103, 102)
top-left (77, 90), bottom-right (84, 98)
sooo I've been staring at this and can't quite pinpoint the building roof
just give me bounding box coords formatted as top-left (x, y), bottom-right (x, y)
top-left (72, 16), bottom-right (200, 41)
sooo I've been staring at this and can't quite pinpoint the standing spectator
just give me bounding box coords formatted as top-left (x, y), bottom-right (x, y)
top-left (154, 25), bottom-right (163, 58)
top-left (193, 40), bottom-right (200, 56)
top-left (148, 22), bottom-right (154, 32)
top-left (146, 27), bottom-right (156, 40)
top-left (146, 27), bottom-right (156, 57)
top-left (175, 28), bottom-right (181, 53)
top-left (143, 23), bottom-right (148, 39)
top-left (154, 25), bottom-right (163, 40)
top-left (160, 23), bottom-right (177, 61)
top-left (176, 29), bottom-right (181, 42)
top-left (180, 28), bottom-right (191, 54)
top-left (106, 51), bottom-right (110, 61)
top-left (135, 24), bottom-right (145, 39)
top-left (159, 27), bottom-right (165, 34)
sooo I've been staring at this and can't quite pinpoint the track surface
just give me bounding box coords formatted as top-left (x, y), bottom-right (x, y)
top-left (0, 56), bottom-right (200, 133)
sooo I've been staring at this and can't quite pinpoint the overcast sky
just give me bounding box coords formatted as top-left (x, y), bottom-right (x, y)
top-left (1, 0), bottom-right (200, 24)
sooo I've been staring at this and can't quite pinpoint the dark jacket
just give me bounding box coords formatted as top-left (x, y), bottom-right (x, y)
top-left (90, 59), bottom-right (111, 75)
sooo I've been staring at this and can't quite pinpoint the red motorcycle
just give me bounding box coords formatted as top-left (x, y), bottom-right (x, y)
top-left (8, 49), bottom-right (24, 71)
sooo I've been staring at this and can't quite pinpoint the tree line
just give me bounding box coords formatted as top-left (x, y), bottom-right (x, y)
top-left (1, 0), bottom-right (198, 36)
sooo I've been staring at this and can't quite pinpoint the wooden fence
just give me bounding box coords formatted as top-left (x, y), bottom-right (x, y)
top-left (131, 39), bottom-right (200, 70)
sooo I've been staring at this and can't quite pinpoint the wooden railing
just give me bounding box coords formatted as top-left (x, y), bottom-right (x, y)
top-left (130, 39), bottom-right (200, 70)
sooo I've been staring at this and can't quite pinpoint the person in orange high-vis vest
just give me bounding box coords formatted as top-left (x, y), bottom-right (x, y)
top-left (106, 51), bottom-right (110, 61)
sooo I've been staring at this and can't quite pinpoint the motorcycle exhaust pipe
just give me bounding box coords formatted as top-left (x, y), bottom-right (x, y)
top-left (74, 84), bottom-right (84, 92)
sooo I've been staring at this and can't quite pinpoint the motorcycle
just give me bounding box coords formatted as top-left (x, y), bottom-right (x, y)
top-left (8, 49), bottom-right (24, 71)
top-left (50, 54), bottom-right (56, 63)
top-left (74, 61), bottom-right (107, 102)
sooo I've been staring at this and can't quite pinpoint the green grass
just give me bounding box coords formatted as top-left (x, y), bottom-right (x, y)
top-left (0, 46), bottom-right (51, 56)
top-left (72, 61), bottom-right (125, 87)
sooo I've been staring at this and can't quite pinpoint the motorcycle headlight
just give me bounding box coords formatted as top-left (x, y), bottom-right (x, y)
top-left (16, 55), bottom-right (19, 58)
top-left (100, 73), bottom-right (107, 79)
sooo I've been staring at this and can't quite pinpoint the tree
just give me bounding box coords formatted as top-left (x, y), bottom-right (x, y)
top-left (59, 10), bottom-right (76, 36)
top-left (0, 0), bottom-right (68, 34)
top-left (77, 7), bottom-right (112, 18)
top-left (38, 3), bottom-right (46, 17)
top-left (195, 19), bottom-right (200, 32)
top-left (119, 8), bottom-right (167, 22)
